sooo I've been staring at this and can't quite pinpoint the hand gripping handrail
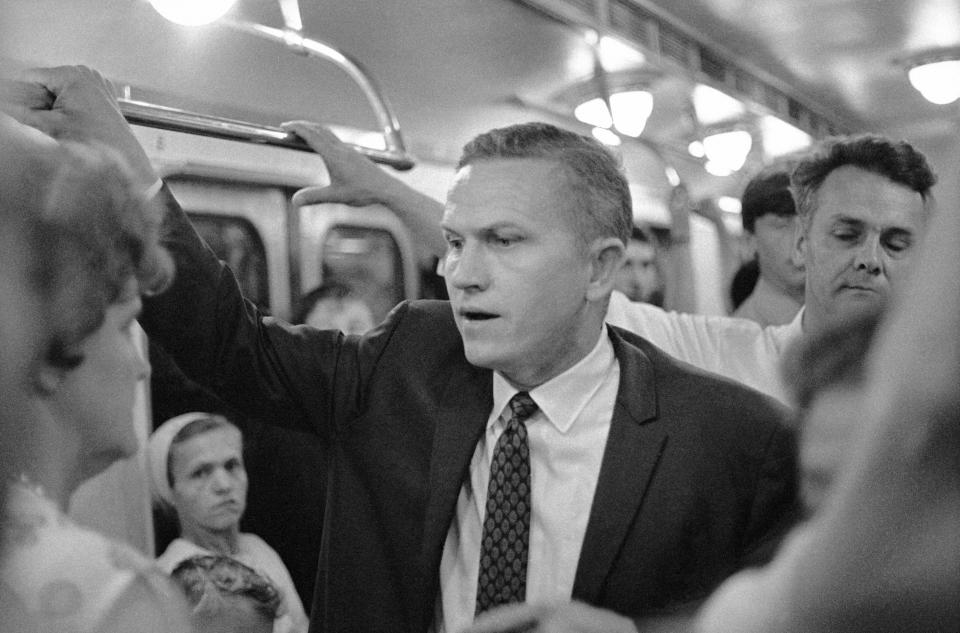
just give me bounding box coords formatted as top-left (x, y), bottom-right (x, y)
top-left (119, 18), bottom-right (414, 171)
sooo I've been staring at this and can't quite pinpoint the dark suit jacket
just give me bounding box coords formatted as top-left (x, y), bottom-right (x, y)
top-left (143, 188), bottom-right (797, 633)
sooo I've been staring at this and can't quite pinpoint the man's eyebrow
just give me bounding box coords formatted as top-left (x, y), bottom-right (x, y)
top-left (830, 215), bottom-right (865, 227)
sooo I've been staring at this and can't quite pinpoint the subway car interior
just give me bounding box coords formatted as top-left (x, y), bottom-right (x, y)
top-left (1, 0), bottom-right (958, 630)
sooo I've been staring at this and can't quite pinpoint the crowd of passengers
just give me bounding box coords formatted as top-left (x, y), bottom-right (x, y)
top-left (0, 66), bottom-right (957, 633)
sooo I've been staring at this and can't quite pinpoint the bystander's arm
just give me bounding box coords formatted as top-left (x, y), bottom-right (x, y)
top-left (659, 184), bottom-right (697, 313)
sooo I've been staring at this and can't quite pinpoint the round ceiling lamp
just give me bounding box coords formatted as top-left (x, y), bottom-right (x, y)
top-left (148, 0), bottom-right (239, 26)
top-left (901, 48), bottom-right (960, 105)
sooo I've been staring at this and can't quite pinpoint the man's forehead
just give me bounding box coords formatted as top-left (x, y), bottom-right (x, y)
top-left (451, 157), bottom-right (564, 187)
top-left (813, 165), bottom-right (927, 226)
top-left (444, 158), bottom-right (569, 220)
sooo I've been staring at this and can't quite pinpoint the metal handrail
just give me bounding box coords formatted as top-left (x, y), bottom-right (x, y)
top-left (119, 16), bottom-right (415, 171)
top-left (118, 99), bottom-right (414, 170)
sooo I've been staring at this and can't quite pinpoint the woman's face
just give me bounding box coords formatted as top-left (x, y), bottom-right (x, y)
top-left (56, 279), bottom-right (150, 480)
top-left (0, 220), bottom-right (44, 476)
top-left (170, 426), bottom-right (248, 533)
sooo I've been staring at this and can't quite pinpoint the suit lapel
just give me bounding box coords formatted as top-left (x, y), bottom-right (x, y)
top-left (572, 328), bottom-right (668, 603)
top-left (418, 361), bottom-right (492, 625)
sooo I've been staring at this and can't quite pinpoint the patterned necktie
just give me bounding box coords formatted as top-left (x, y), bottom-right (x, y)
top-left (475, 391), bottom-right (539, 615)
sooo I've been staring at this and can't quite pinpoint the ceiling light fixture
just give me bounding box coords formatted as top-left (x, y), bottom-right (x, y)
top-left (148, 0), bottom-right (238, 26)
top-left (702, 129), bottom-right (752, 176)
top-left (591, 126), bottom-right (622, 146)
top-left (902, 47), bottom-right (960, 105)
top-left (692, 84), bottom-right (745, 126)
top-left (574, 90), bottom-right (653, 138)
top-left (759, 115), bottom-right (811, 159)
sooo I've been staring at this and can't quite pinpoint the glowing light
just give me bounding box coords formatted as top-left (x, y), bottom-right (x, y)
top-left (576, 91), bottom-right (653, 137)
top-left (592, 127), bottom-right (622, 146)
top-left (610, 90), bottom-right (653, 137)
top-left (908, 59), bottom-right (960, 104)
top-left (692, 84), bottom-right (745, 126)
top-left (597, 36), bottom-right (646, 71)
top-left (704, 160), bottom-right (733, 177)
top-left (760, 115), bottom-right (811, 159)
top-left (148, 0), bottom-right (238, 25)
top-left (664, 166), bottom-right (681, 187)
top-left (717, 196), bottom-right (742, 214)
top-left (575, 97), bottom-right (613, 128)
top-left (703, 130), bottom-right (752, 174)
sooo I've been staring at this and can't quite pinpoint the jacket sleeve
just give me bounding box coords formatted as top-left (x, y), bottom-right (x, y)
top-left (140, 184), bottom-right (400, 442)
top-left (739, 419), bottom-right (801, 568)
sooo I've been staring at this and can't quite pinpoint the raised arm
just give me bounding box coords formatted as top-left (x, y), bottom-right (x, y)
top-left (4, 66), bottom-right (376, 439)
top-left (282, 120), bottom-right (447, 268)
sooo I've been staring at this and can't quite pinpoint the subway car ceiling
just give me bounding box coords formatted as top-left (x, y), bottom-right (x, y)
top-left (2, 0), bottom-right (959, 212)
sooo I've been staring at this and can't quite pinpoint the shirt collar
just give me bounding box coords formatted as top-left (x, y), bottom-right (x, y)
top-left (491, 325), bottom-right (616, 434)
top-left (792, 305), bottom-right (807, 335)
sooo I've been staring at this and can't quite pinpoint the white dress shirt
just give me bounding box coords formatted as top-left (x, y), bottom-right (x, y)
top-left (605, 290), bottom-right (802, 405)
top-left (436, 325), bottom-right (620, 633)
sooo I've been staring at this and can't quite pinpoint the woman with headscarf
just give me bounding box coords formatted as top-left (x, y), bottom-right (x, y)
top-left (148, 413), bottom-right (308, 633)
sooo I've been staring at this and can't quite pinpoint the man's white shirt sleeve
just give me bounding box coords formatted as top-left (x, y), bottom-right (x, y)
top-left (604, 290), bottom-right (801, 405)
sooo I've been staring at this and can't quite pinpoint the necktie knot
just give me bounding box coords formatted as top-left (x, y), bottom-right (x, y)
top-left (507, 391), bottom-right (538, 425)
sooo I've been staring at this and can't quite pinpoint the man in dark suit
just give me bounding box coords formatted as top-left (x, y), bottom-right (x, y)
top-left (11, 66), bottom-right (797, 633)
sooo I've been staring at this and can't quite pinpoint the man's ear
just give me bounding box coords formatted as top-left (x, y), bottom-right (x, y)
top-left (586, 237), bottom-right (626, 302)
top-left (792, 221), bottom-right (807, 269)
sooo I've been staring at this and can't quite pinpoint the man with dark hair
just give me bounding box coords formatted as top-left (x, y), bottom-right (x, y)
top-left (614, 225), bottom-right (665, 306)
top-left (21, 67), bottom-right (797, 633)
top-left (789, 134), bottom-right (935, 333)
top-left (733, 165), bottom-right (805, 326)
top-left (607, 132), bottom-right (937, 399)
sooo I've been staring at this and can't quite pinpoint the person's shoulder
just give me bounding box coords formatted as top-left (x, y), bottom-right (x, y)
top-left (96, 573), bottom-right (191, 633)
top-left (2, 487), bottom-right (187, 632)
top-left (237, 532), bottom-right (283, 562)
top-left (156, 538), bottom-right (208, 573)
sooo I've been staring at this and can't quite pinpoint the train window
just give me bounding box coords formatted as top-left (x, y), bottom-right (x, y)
top-left (187, 212), bottom-right (270, 312)
top-left (319, 226), bottom-right (405, 324)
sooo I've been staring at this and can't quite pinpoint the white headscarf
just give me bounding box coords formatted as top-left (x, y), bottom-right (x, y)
top-left (147, 412), bottom-right (215, 507)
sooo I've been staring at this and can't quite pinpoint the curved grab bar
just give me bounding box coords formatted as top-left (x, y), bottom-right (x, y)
top-left (118, 98), bottom-right (414, 170)
top-left (120, 16), bottom-right (415, 171)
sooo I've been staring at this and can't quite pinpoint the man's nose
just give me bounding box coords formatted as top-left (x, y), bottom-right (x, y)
top-left (854, 234), bottom-right (882, 274)
top-left (446, 243), bottom-right (488, 290)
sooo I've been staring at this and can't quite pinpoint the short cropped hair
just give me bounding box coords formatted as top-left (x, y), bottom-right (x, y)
top-left (630, 224), bottom-right (655, 244)
top-left (791, 134), bottom-right (937, 230)
top-left (39, 143), bottom-right (174, 369)
top-left (171, 555), bottom-right (281, 623)
top-left (457, 122), bottom-right (633, 248)
top-left (741, 165), bottom-right (796, 233)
